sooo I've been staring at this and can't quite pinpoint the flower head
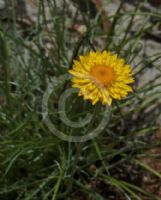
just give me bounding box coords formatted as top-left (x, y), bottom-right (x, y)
top-left (69, 51), bottom-right (134, 106)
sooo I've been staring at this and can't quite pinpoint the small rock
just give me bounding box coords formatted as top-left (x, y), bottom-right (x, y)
top-left (0, 0), bottom-right (5, 9)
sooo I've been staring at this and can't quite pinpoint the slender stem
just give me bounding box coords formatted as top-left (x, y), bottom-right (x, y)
top-left (92, 138), bottom-right (110, 175)
top-left (71, 103), bottom-right (101, 176)
top-left (52, 170), bottom-right (64, 200)
top-left (0, 32), bottom-right (11, 107)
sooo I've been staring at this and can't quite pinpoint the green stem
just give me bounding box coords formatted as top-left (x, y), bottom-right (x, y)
top-left (52, 164), bottom-right (65, 200)
top-left (92, 138), bottom-right (109, 175)
top-left (71, 103), bottom-right (101, 176)
top-left (0, 31), bottom-right (11, 106)
top-left (52, 174), bottom-right (63, 200)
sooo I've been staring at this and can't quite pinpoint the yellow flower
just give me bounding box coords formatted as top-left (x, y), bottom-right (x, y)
top-left (69, 51), bottom-right (134, 106)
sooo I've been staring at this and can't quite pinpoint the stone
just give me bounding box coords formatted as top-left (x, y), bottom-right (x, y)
top-left (0, 0), bottom-right (5, 9)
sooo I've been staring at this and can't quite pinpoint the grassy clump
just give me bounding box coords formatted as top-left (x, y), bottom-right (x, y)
top-left (0, 0), bottom-right (161, 199)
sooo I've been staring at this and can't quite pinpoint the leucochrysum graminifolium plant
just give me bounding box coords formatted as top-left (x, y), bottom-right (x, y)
top-left (0, 0), bottom-right (161, 200)
top-left (69, 50), bottom-right (134, 105)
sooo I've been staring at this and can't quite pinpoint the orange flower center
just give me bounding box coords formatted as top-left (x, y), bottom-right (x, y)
top-left (90, 65), bottom-right (115, 86)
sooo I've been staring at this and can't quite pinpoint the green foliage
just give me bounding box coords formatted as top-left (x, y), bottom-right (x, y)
top-left (0, 0), bottom-right (161, 199)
